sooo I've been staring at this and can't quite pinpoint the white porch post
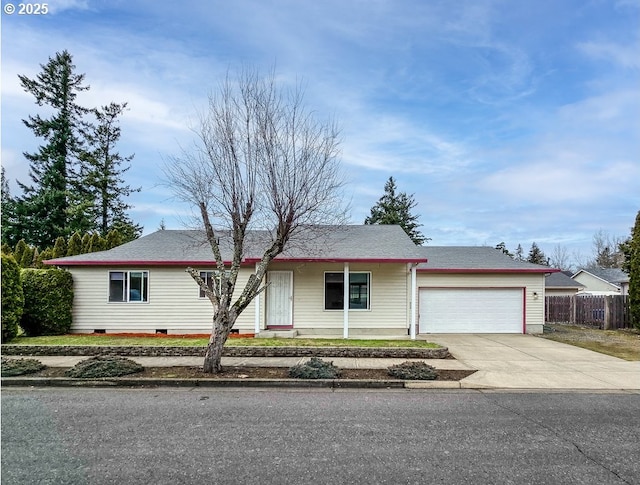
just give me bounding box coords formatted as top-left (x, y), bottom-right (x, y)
top-left (254, 263), bottom-right (261, 335)
top-left (343, 262), bottom-right (349, 339)
top-left (410, 264), bottom-right (417, 340)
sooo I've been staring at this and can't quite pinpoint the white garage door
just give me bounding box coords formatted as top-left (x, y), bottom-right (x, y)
top-left (419, 288), bottom-right (524, 333)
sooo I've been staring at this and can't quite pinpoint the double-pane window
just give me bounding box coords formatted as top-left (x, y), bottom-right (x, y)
top-left (109, 271), bottom-right (148, 302)
top-left (324, 272), bottom-right (370, 310)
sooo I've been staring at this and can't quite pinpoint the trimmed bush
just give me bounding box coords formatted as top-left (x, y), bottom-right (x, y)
top-left (289, 357), bottom-right (341, 379)
top-left (20, 268), bottom-right (73, 336)
top-left (64, 356), bottom-right (144, 378)
top-left (387, 361), bottom-right (438, 380)
top-left (1, 357), bottom-right (45, 376)
top-left (1, 253), bottom-right (24, 343)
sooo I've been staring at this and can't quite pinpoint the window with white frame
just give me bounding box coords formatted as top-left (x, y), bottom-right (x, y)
top-left (109, 271), bottom-right (149, 302)
top-left (198, 271), bottom-right (231, 298)
top-left (324, 272), bottom-right (370, 310)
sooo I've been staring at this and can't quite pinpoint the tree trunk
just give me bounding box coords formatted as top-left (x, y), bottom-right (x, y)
top-left (203, 312), bottom-right (233, 373)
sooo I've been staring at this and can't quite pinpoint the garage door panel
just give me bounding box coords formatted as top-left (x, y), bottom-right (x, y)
top-left (419, 288), bottom-right (523, 333)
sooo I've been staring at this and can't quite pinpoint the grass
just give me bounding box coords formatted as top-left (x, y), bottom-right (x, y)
top-left (542, 324), bottom-right (640, 361)
top-left (7, 335), bottom-right (441, 348)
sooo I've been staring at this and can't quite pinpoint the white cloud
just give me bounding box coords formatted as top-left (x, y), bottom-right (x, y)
top-left (578, 39), bottom-right (640, 69)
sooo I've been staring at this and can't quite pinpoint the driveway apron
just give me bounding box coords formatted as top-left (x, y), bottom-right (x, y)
top-left (426, 334), bottom-right (640, 390)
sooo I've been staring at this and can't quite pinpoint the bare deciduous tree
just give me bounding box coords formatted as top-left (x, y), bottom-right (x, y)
top-left (548, 244), bottom-right (572, 271)
top-left (591, 229), bottom-right (625, 269)
top-left (164, 69), bottom-right (346, 373)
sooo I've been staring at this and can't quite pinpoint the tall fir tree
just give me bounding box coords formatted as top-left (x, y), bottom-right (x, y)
top-left (14, 50), bottom-right (90, 249)
top-left (364, 177), bottom-right (428, 245)
top-left (514, 244), bottom-right (524, 261)
top-left (527, 242), bottom-right (548, 265)
top-left (1, 168), bottom-right (21, 247)
top-left (80, 102), bottom-right (141, 236)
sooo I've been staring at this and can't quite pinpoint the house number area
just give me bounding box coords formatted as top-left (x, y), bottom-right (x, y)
top-left (4, 3), bottom-right (50, 15)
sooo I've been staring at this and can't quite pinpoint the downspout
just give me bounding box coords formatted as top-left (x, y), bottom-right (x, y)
top-left (343, 262), bottom-right (349, 339)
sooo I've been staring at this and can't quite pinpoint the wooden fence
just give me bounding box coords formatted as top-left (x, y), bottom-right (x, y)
top-left (545, 295), bottom-right (630, 329)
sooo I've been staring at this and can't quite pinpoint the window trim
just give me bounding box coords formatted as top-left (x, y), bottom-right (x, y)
top-left (323, 271), bottom-right (371, 311)
top-left (108, 270), bottom-right (149, 303)
top-left (198, 270), bottom-right (230, 299)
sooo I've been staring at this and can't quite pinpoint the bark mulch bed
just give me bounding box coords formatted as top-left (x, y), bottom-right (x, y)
top-left (29, 366), bottom-right (475, 381)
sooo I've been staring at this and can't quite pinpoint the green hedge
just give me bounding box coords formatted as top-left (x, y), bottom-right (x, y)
top-left (20, 268), bottom-right (73, 336)
top-left (1, 254), bottom-right (24, 342)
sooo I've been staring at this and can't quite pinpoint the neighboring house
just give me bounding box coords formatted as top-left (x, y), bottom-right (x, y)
top-left (545, 271), bottom-right (585, 296)
top-left (572, 268), bottom-right (630, 296)
top-left (45, 225), bottom-right (555, 336)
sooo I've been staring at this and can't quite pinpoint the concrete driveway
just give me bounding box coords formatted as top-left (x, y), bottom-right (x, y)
top-left (427, 334), bottom-right (640, 391)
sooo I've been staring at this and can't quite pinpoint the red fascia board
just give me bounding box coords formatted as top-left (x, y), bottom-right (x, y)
top-left (417, 267), bottom-right (560, 274)
top-left (45, 258), bottom-right (429, 267)
top-left (245, 257), bottom-right (428, 264)
top-left (43, 260), bottom-right (235, 267)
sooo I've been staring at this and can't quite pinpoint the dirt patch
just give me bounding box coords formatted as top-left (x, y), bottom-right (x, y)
top-left (541, 324), bottom-right (640, 361)
top-left (30, 366), bottom-right (475, 381)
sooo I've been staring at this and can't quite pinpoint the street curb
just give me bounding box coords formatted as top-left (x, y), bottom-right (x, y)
top-left (1, 377), bottom-right (460, 389)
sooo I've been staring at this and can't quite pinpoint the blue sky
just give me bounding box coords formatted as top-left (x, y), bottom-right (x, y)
top-left (2, 0), bottom-right (639, 264)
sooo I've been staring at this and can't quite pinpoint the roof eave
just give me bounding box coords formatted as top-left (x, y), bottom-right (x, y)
top-left (417, 268), bottom-right (559, 274)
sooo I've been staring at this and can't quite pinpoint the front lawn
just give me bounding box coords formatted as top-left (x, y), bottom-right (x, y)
top-left (541, 324), bottom-right (640, 361)
top-left (7, 335), bottom-right (441, 349)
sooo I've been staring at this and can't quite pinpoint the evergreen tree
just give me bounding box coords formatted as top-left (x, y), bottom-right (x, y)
top-left (13, 50), bottom-right (90, 248)
top-left (527, 242), bottom-right (548, 265)
top-left (66, 232), bottom-right (83, 256)
top-left (20, 245), bottom-right (35, 268)
top-left (1, 168), bottom-right (25, 247)
top-left (514, 244), bottom-right (524, 261)
top-left (81, 233), bottom-right (91, 253)
top-left (13, 240), bottom-right (27, 265)
top-left (364, 177), bottom-right (428, 245)
top-left (51, 236), bottom-right (67, 259)
top-left (105, 229), bottom-right (124, 249)
top-left (88, 233), bottom-right (106, 252)
top-left (628, 211), bottom-right (640, 329)
top-left (80, 102), bottom-right (141, 235)
top-left (495, 242), bottom-right (513, 258)
top-left (38, 247), bottom-right (54, 266)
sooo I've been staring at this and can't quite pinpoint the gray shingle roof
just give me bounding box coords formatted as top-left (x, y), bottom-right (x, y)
top-left (545, 272), bottom-right (585, 288)
top-left (574, 267), bottom-right (630, 285)
top-left (45, 225), bottom-right (426, 266)
top-left (416, 246), bottom-right (554, 272)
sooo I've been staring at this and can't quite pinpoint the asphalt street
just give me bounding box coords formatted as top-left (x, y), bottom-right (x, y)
top-left (2, 388), bottom-right (639, 485)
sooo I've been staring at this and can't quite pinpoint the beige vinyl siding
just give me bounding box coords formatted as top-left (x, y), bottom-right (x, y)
top-left (67, 266), bottom-right (254, 334)
top-left (257, 262), bottom-right (409, 331)
top-left (573, 272), bottom-right (621, 294)
top-left (416, 273), bottom-right (545, 334)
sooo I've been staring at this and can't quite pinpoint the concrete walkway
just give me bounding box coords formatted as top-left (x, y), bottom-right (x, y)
top-left (427, 334), bottom-right (640, 390)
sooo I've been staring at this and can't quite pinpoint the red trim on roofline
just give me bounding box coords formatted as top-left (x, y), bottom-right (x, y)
top-left (44, 258), bottom-right (428, 267)
top-left (244, 257), bottom-right (428, 264)
top-left (43, 260), bottom-right (236, 267)
top-left (417, 268), bottom-right (560, 274)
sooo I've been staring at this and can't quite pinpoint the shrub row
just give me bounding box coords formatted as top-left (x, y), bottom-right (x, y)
top-left (0, 258), bottom-right (74, 342)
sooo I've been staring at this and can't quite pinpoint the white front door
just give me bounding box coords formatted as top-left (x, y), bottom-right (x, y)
top-left (266, 271), bottom-right (293, 327)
